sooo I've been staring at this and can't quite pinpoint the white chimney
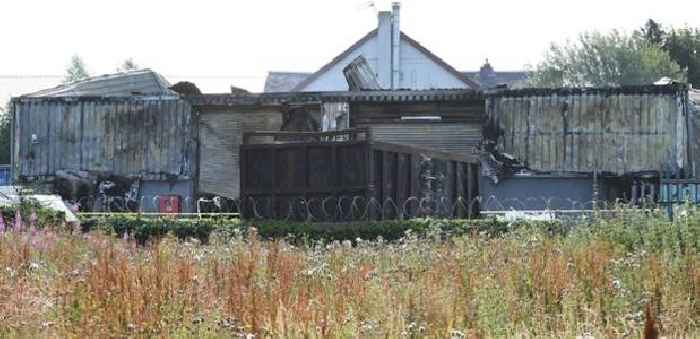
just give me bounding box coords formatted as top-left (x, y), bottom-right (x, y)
top-left (391, 2), bottom-right (401, 89)
top-left (376, 11), bottom-right (393, 88)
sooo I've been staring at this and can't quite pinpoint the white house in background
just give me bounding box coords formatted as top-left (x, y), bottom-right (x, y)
top-left (265, 3), bottom-right (480, 92)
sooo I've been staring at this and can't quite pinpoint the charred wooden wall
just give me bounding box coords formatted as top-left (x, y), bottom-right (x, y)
top-left (240, 138), bottom-right (479, 220)
top-left (486, 85), bottom-right (691, 176)
top-left (12, 97), bottom-right (195, 181)
top-left (197, 106), bottom-right (283, 198)
top-left (350, 100), bottom-right (483, 159)
top-left (689, 90), bottom-right (700, 178)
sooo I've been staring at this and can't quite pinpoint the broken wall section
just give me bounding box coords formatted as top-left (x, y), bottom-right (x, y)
top-left (485, 84), bottom-right (691, 177)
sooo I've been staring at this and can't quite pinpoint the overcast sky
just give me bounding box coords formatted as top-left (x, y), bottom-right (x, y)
top-left (1, 0), bottom-right (698, 92)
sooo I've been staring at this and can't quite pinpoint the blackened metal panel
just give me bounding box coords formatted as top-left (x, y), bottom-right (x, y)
top-left (14, 97), bottom-right (194, 180)
top-left (488, 86), bottom-right (689, 176)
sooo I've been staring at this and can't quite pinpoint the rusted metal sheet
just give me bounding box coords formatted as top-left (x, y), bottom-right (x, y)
top-left (486, 84), bottom-right (691, 176)
top-left (13, 97), bottom-right (194, 181)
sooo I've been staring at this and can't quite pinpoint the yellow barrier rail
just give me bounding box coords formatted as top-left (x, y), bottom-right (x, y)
top-left (77, 212), bottom-right (240, 219)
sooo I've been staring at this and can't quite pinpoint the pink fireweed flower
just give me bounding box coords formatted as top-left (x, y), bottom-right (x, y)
top-left (14, 210), bottom-right (22, 232)
top-left (29, 209), bottom-right (38, 228)
top-left (31, 230), bottom-right (48, 251)
top-left (0, 215), bottom-right (5, 233)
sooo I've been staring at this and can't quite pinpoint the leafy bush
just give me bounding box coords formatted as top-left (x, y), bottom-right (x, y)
top-left (81, 215), bottom-right (565, 244)
top-left (79, 207), bottom-right (700, 254)
top-left (88, 217), bottom-right (216, 244)
top-left (0, 198), bottom-right (65, 228)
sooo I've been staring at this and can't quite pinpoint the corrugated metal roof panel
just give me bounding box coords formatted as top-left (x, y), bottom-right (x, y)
top-left (187, 89), bottom-right (484, 107)
top-left (22, 69), bottom-right (176, 98)
top-left (264, 72), bottom-right (311, 92)
top-left (368, 123), bottom-right (480, 158)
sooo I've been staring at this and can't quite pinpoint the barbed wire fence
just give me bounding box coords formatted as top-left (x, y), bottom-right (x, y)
top-left (239, 194), bottom-right (665, 222)
top-left (74, 191), bottom-right (666, 222)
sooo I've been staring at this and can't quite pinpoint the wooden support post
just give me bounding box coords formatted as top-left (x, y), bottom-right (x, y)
top-left (367, 146), bottom-right (377, 221)
top-left (270, 148), bottom-right (277, 219)
top-left (446, 161), bottom-right (456, 217)
top-left (467, 164), bottom-right (475, 219)
top-left (455, 162), bottom-right (465, 219)
top-left (240, 147), bottom-right (247, 218)
top-left (396, 153), bottom-right (408, 208)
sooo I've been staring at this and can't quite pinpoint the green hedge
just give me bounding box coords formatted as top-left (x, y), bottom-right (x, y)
top-left (242, 219), bottom-right (556, 242)
top-left (80, 216), bottom-right (566, 244)
top-left (0, 198), bottom-right (66, 228)
top-left (77, 212), bottom-right (700, 256)
top-left (86, 217), bottom-right (215, 244)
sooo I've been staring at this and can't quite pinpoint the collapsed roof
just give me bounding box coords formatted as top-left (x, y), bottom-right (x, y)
top-left (22, 69), bottom-right (176, 98)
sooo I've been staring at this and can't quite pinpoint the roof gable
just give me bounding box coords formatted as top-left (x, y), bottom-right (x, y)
top-left (399, 33), bottom-right (480, 89)
top-left (292, 30), bottom-right (379, 91)
top-left (292, 30), bottom-right (478, 92)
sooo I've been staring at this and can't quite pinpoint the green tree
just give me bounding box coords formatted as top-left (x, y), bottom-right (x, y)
top-left (117, 58), bottom-right (140, 72)
top-left (638, 20), bottom-right (700, 87)
top-left (664, 26), bottom-right (700, 87)
top-left (529, 30), bottom-right (684, 88)
top-left (641, 19), bottom-right (665, 46)
top-left (64, 54), bottom-right (90, 83)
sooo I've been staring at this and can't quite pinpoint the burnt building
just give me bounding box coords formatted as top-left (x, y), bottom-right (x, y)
top-left (13, 67), bottom-right (694, 216)
top-left (480, 83), bottom-right (695, 210)
top-left (11, 70), bottom-right (196, 212)
top-left (11, 70), bottom-right (485, 214)
top-left (188, 89), bottom-right (484, 200)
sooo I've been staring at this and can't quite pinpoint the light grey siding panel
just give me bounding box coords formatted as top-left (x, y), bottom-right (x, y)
top-left (198, 109), bottom-right (283, 198)
top-left (199, 112), bottom-right (241, 198)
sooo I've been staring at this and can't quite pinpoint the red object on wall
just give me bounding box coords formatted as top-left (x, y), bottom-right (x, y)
top-left (158, 195), bottom-right (181, 214)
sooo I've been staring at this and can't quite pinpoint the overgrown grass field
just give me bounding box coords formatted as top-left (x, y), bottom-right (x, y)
top-left (0, 207), bottom-right (698, 337)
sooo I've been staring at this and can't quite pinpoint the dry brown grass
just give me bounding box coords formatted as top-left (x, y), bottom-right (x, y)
top-left (0, 223), bottom-right (697, 338)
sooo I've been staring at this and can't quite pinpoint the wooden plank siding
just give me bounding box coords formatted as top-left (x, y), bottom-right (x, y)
top-left (12, 97), bottom-right (194, 181)
top-left (239, 133), bottom-right (479, 220)
top-left (486, 85), bottom-right (691, 176)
